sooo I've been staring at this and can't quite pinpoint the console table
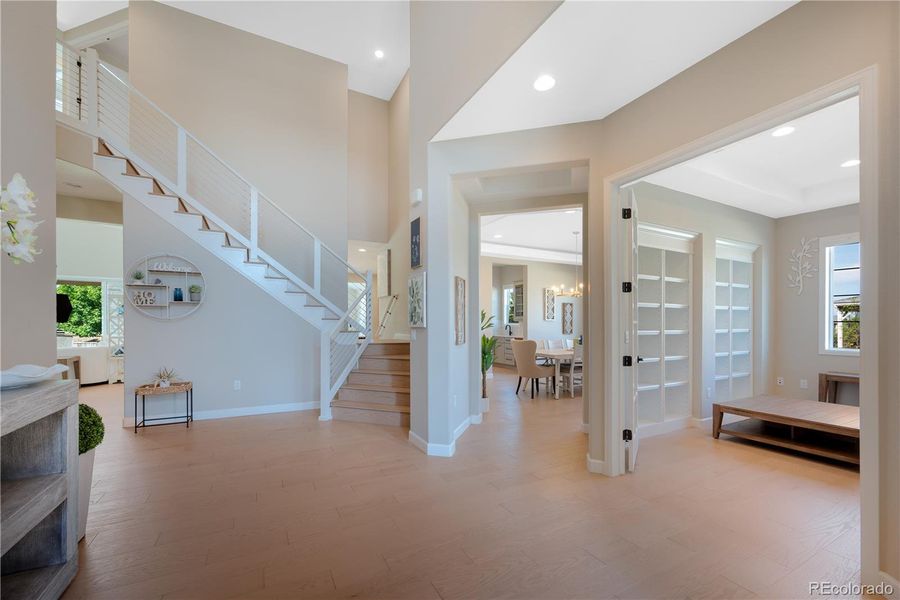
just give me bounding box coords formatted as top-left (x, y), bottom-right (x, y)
top-left (134, 382), bottom-right (193, 433)
top-left (1, 380), bottom-right (79, 599)
top-left (818, 371), bottom-right (859, 403)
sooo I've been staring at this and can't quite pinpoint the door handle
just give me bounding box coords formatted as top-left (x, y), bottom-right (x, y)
top-left (637, 356), bottom-right (645, 363)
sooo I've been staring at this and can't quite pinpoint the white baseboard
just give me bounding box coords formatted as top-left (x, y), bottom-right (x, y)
top-left (453, 416), bottom-right (471, 441)
top-left (121, 401), bottom-right (317, 428)
top-left (408, 430), bottom-right (456, 457)
top-left (691, 416), bottom-right (711, 431)
top-left (582, 422), bottom-right (589, 433)
top-left (470, 413), bottom-right (483, 425)
top-left (586, 452), bottom-right (613, 476)
top-left (638, 416), bottom-right (692, 439)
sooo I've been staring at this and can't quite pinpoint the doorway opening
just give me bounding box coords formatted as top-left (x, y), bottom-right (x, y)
top-left (605, 75), bottom-right (879, 582)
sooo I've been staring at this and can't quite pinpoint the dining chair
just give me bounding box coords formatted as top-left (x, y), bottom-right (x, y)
top-left (564, 339), bottom-right (574, 350)
top-left (560, 344), bottom-right (584, 397)
top-left (546, 339), bottom-right (564, 350)
top-left (512, 339), bottom-right (555, 399)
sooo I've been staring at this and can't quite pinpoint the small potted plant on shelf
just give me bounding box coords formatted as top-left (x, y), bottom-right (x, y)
top-left (78, 403), bottom-right (104, 541)
top-left (480, 311), bottom-right (497, 407)
top-left (189, 284), bottom-right (202, 302)
top-left (155, 367), bottom-right (176, 388)
top-left (132, 270), bottom-right (145, 283)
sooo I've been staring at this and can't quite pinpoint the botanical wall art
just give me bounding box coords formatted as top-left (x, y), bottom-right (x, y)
top-left (410, 217), bottom-right (422, 269)
top-left (454, 276), bottom-right (466, 345)
top-left (562, 302), bottom-right (574, 335)
top-left (408, 271), bottom-right (426, 328)
top-left (787, 237), bottom-right (817, 295)
top-left (543, 288), bottom-right (556, 320)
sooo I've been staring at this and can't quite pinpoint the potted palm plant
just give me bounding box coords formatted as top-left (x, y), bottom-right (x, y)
top-left (480, 311), bottom-right (497, 404)
top-left (78, 403), bottom-right (104, 541)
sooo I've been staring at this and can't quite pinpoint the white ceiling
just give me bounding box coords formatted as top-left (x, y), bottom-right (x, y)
top-left (436, 1), bottom-right (795, 141)
top-left (458, 164), bottom-right (588, 204)
top-left (641, 96), bottom-right (859, 218)
top-left (57, 1), bottom-right (127, 31)
top-left (481, 208), bottom-right (583, 264)
top-left (56, 1), bottom-right (409, 100)
top-left (347, 240), bottom-right (387, 273)
top-left (56, 159), bottom-right (122, 203)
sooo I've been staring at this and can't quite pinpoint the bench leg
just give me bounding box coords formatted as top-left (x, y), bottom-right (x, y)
top-left (712, 404), bottom-right (723, 439)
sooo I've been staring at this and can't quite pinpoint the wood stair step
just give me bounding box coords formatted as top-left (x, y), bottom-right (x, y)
top-left (352, 368), bottom-right (409, 376)
top-left (341, 383), bottom-right (410, 393)
top-left (331, 400), bottom-right (410, 414)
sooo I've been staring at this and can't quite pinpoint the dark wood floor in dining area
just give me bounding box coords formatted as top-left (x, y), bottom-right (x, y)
top-left (64, 367), bottom-right (860, 599)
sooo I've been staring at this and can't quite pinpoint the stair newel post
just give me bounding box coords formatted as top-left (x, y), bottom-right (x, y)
top-left (82, 48), bottom-right (99, 133)
top-left (319, 328), bottom-right (333, 421)
top-left (176, 127), bottom-right (187, 195)
top-left (249, 187), bottom-right (259, 261)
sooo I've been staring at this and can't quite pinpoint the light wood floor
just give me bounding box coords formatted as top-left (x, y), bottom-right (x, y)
top-left (63, 368), bottom-right (860, 599)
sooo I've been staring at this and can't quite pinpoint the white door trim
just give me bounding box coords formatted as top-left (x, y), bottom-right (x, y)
top-left (602, 67), bottom-right (880, 584)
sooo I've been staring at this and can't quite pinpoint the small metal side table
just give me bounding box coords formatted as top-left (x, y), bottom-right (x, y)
top-left (134, 381), bottom-right (193, 433)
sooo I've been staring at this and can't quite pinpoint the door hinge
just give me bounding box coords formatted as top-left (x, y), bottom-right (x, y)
top-left (623, 429), bottom-right (633, 442)
top-left (622, 208), bottom-right (632, 219)
top-left (622, 355), bottom-right (633, 367)
top-left (622, 281), bottom-right (632, 293)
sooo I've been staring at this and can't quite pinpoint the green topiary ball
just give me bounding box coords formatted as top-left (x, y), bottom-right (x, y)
top-left (78, 403), bottom-right (105, 455)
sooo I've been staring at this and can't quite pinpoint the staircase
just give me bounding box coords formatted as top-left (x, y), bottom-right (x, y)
top-left (55, 42), bottom-right (373, 419)
top-left (332, 341), bottom-right (410, 427)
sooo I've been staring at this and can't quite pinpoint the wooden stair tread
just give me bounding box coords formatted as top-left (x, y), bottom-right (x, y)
top-left (331, 400), bottom-right (410, 414)
top-left (352, 368), bottom-right (409, 376)
top-left (362, 354), bottom-right (410, 360)
top-left (341, 383), bottom-right (410, 393)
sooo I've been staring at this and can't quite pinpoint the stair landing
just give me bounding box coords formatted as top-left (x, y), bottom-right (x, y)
top-left (332, 341), bottom-right (410, 427)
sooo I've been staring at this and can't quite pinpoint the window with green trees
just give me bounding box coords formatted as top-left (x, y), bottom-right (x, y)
top-left (57, 283), bottom-right (102, 337)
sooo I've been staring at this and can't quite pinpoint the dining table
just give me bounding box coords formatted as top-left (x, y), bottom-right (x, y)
top-left (535, 348), bottom-right (575, 399)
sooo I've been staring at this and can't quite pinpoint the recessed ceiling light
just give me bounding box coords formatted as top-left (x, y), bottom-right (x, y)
top-left (493, 234), bottom-right (503, 239)
top-left (374, 49), bottom-right (385, 60)
top-left (841, 159), bottom-right (860, 168)
top-left (533, 74), bottom-right (556, 92)
top-left (358, 248), bottom-right (367, 252)
top-left (771, 126), bottom-right (795, 137)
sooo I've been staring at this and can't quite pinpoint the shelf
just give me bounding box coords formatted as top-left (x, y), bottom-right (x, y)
top-left (664, 381), bottom-right (688, 388)
top-left (664, 276), bottom-right (688, 283)
top-left (732, 306), bottom-right (750, 311)
top-left (1, 474), bottom-right (67, 555)
top-left (665, 355), bottom-right (688, 362)
top-left (170, 301), bottom-right (201, 305)
top-left (715, 351), bottom-right (729, 358)
top-left (1, 560), bottom-right (79, 600)
top-left (638, 330), bottom-right (660, 336)
top-left (715, 329), bottom-right (729, 334)
top-left (664, 303), bottom-right (688, 309)
top-left (715, 375), bottom-right (730, 381)
top-left (732, 350), bottom-right (750, 356)
top-left (637, 384), bottom-right (660, 392)
top-left (732, 329), bottom-right (750, 334)
top-left (733, 372), bottom-right (751, 378)
top-left (147, 269), bottom-right (202, 275)
top-left (637, 274), bottom-right (660, 281)
top-left (639, 357), bottom-right (660, 364)
top-left (664, 329), bottom-right (688, 335)
top-left (638, 302), bottom-right (661, 309)
top-left (718, 419), bottom-right (858, 465)
top-left (731, 283), bottom-right (750, 289)
top-left (715, 305), bottom-right (729, 311)
top-left (127, 283), bottom-right (167, 288)
top-left (716, 282), bottom-right (729, 287)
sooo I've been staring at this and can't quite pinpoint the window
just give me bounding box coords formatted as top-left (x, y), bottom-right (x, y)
top-left (819, 234), bottom-right (860, 355)
top-left (56, 282), bottom-right (103, 337)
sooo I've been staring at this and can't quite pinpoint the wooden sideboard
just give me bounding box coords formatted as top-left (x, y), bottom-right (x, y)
top-left (1, 380), bottom-right (79, 599)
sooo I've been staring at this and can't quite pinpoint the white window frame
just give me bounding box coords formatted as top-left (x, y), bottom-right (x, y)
top-left (818, 232), bottom-right (861, 356)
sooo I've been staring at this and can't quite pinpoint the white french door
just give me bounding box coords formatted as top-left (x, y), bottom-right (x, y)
top-left (622, 187), bottom-right (640, 472)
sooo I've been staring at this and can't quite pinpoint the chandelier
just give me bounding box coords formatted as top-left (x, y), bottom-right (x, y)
top-left (554, 231), bottom-right (583, 297)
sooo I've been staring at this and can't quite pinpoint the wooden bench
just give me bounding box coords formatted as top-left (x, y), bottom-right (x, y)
top-left (713, 395), bottom-right (859, 464)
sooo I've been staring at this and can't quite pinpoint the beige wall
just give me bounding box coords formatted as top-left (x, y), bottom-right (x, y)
top-left (380, 73), bottom-right (410, 342)
top-left (129, 1), bottom-right (349, 254)
top-left (123, 195), bottom-right (318, 420)
top-left (422, 1), bottom-right (898, 578)
top-left (57, 195), bottom-right (122, 224)
top-left (1, 1), bottom-right (57, 369)
top-left (775, 204), bottom-right (861, 403)
top-left (348, 91), bottom-right (389, 243)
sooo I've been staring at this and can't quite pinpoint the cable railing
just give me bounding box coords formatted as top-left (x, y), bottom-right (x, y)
top-left (55, 41), bottom-right (372, 418)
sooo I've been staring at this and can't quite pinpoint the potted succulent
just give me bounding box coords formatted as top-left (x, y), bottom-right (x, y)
top-left (78, 403), bottom-right (104, 541)
top-left (155, 367), bottom-right (176, 388)
top-left (132, 270), bottom-right (145, 283)
top-left (480, 311), bottom-right (497, 406)
top-left (189, 284), bottom-right (202, 302)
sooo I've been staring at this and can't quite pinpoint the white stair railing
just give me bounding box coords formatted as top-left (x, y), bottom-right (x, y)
top-left (55, 41), bottom-right (372, 417)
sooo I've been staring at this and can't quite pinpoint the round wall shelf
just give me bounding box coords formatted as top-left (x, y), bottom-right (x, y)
top-left (126, 254), bottom-right (206, 320)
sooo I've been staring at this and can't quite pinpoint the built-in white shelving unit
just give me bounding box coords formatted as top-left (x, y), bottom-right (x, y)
top-left (636, 226), bottom-right (695, 435)
top-left (714, 240), bottom-right (756, 402)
